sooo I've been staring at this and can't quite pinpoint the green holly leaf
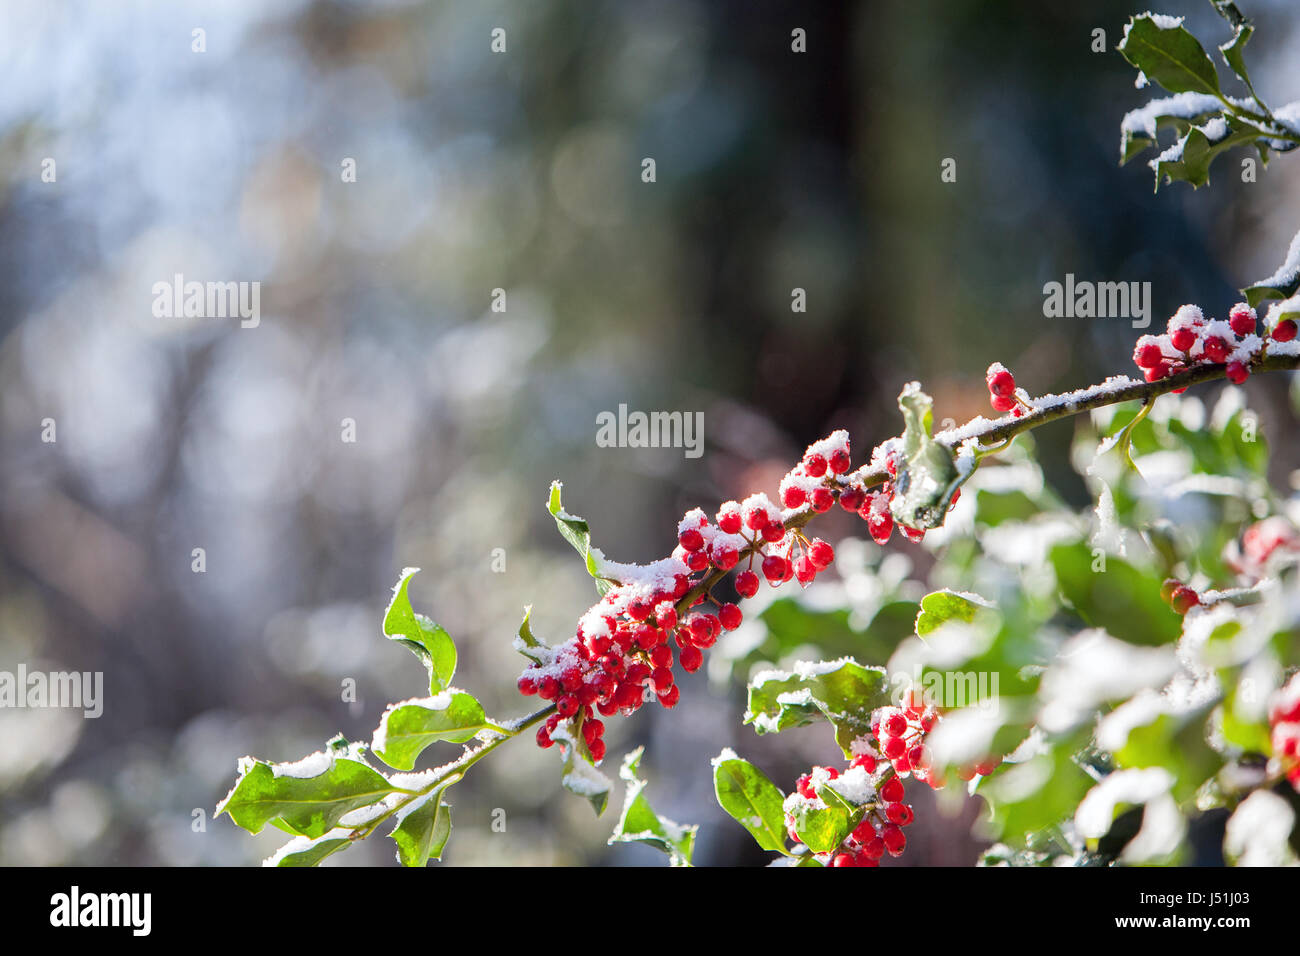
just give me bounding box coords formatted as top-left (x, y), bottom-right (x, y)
top-left (712, 750), bottom-right (789, 854)
top-left (370, 692), bottom-right (495, 771)
top-left (1049, 541), bottom-right (1181, 646)
top-left (890, 383), bottom-right (963, 531)
top-left (385, 568), bottom-right (457, 694)
top-left (217, 747), bottom-right (395, 838)
top-left (608, 747), bottom-right (697, 866)
top-left (1150, 115), bottom-right (1265, 190)
top-left (915, 589), bottom-right (996, 637)
top-left (390, 778), bottom-right (458, 867)
top-left (263, 833), bottom-right (355, 867)
top-left (547, 481), bottom-right (613, 595)
top-left (790, 801), bottom-right (853, 854)
top-left (515, 604), bottom-right (546, 665)
top-left (1118, 14), bottom-right (1221, 96)
top-left (1243, 227), bottom-right (1300, 306)
top-left (745, 658), bottom-right (892, 756)
top-left (1119, 94), bottom-right (1224, 165)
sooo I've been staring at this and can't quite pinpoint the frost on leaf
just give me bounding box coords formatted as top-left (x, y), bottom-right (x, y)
top-left (889, 383), bottom-right (963, 531)
top-left (608, 747), bottom-right (697, 866)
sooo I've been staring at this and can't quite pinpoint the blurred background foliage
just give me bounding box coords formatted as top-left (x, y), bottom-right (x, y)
top-left (1, 0), bottom-right (1299, 865)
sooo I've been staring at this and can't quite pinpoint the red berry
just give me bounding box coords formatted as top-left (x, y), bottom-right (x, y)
top-left (885, 802), bottom-right (908, 824)
top-left (882, 736), bottom-right (905, 759)
top-left (811, 488), bottom-right (835, 512)
top-left (679, 528), bottom-right (704, 552)
top-left (538, 676), bottom-right (560, 700)
top-left (588, 738), bottom-right (606, 762)
top-left (634, 623), bottom-right (659, 650)
top-left (794, 555), bottom-right (817, 585)
top-left (686, 549), bottom-right (709, 572)
top-left (851, 819), bottom-right (876, 844)
top-left (582, 718), bottom-right (605, 744)
top-left (881, 824), bottom-right (906, 856)
top-left (1170, 327), bottom-right (1196, 351)
top-left (717, 505), bottom-right (742, 534)
top-left (1171, 585), bottom-right (1200, 615)
top-left (986, 368), bottom-right (1015, 397)
top-left (734, 569), bottom-right (760, 599)
top-left (829, 449), bottom-right (851, 474)
top-left (839, 488), bottom-right (865, 512)
top-left (626, 661), bottom-right (652, 685)
top-left (655, 605), bottom-right (677, 631)
top-left (1226, 361), bottom-right (1249, 385)
top-left (557, 694), bottom-right (579, 717)
top-left (1144, 362), bottom-right (1169, 383)
top-left (650, 644), bottom-right (673, 668)
top-left (851, 754), bottom-right (877, 773)
top-left (599, 654), bottom-right (625, 679)
top-left (862, 837), bottom-right (885, 860)
top-left (615, 682), bottom-right (643, 710)
top-left (1273, 318), bottom-right (1298, 342)
top-left (657, 684), bottom-right (680, 708)
top-left (867, 509), bottom-right (893, 545)
top-left (831, 852), bottom-right (857, 867)
top-left (1229, 303), bottom-right (1256, 336)
top-left (536, 726), bottom-right (554, 748)
top-left (796, 774), bottom-right (815, 799)
top-left (710, 542), bottom-right (739, 570)
top-left (804, 453), bottom-right (828, 478)
top-left (744, 503), bottom-right (770, 531)
top-left (781, 486), bottom-right (806, 509)
top-left (651, 666), bottom-right (674, 693)
top-left (884, 713), bottom-right (908, 737)
top-left (1202, 335), bottom-right (1229, 363)
top-left (679, 644), bottom-right (703, 672)
top-left (880, 776), bottom-right (905, 803)
top-left (718, 603), bottom-right (743, 630)
top-left (1134, 343), bottom-right (1164, 369)
top-left (517, 675), bottom-right (538, 696)
top-left (761, 521), bottom-right (786, 543)
top-left (990, 392), bottom-right (1016, 413)
top-left (761, 554), bottom-right (788, 585)
top-left (902, 526), bottom-right (925, 543)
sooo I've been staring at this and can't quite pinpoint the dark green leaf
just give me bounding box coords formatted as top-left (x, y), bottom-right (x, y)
top-left (790, 800), bottom-right (852, 854)
top-left (745, 658), bottom-right (893, 755)
top-left (608, 747), bottom-right (697, 866)
top-left (371, 692), bottom-right (493, 771)
top-left (1118, 14), bottom-right (1221, 96)
top-left (515, 604), bottom-right (546, 665)
top-left (1049, 541), bottom-right (1181, 646)
top-left (217, 750), bottom-right (395, 838)
top-left (560, 729), bottom-right (611, 816)
top-left (712, 751), bottom-right (788, 854)
top-left (384, 568), bottom-right (457, 694)
top-left (1150, 116), bottom-right (1265, 189)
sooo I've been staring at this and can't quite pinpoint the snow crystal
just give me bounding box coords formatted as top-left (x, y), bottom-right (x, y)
top-left (803, 429), bottom-right (850, 462)
top-left (272, 749), bottom-right (339, 779)
top-left (1252, 229), bottom-right (1300, 294)
top-left (711, 747), bottom-right (740, 769)
top-left (1147, 13), bottom-right (1185, 30)
top-left (1120, 92), bottom-right (1222, 140)
top-left (1075, 768), bottom-right (1173, 838)
top-left (676, 508), bottom-right (707, 536)
top-left (1096, 689), bottom-right (1167, 753)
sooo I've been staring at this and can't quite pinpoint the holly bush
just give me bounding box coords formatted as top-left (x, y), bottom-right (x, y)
top-left (219, 2), bottom-right (1300, 867)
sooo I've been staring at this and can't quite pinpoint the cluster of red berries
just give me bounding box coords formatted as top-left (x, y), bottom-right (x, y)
top-left (872, 696), bottom-right (944, 786)
top-left (783, 757), bottom-right (913, 867)
top-left (1229, 516), bottom-right (1300, 578)
top-left (1160, 577), bottom-right (1201, 616)
top-left (985, 363), bottom-right (1026, 417)
top-left (519, 435), bottom-right (882, 761)
top-left (1269, 674), bottom-right (1300, 792)
top-left (1130, 303), bottom-right (1285, 388)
